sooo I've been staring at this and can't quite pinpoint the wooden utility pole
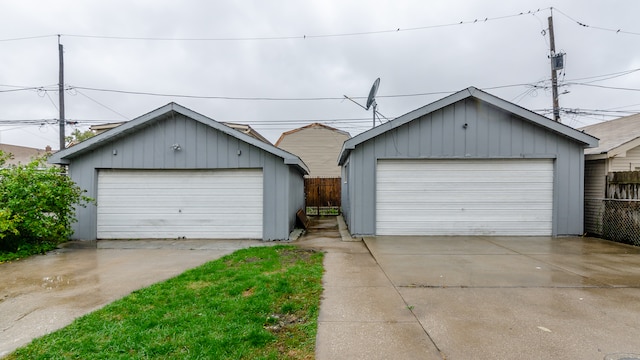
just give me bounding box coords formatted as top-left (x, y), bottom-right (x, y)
top-left (548, 15), bottom-right (560, 122)
top-left (58, 35), bottom-right (66, 150)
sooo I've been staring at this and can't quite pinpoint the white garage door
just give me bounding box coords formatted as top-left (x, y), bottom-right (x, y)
top-left (97, 169), bottom-right (263, 239)
top-left (376, 159), bottom-right (553, 236)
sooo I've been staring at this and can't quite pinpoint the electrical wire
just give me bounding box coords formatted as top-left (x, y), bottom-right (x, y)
top-left (553, 8), bottom-right (640, 36)
top-left (564, 68), bottom-right (640, 83)
top-left (0, 8), bottom-right (550, 43)
top-left (0, 34), bottom-right (55, 42)
top-left (565, 83), bottom-right (640, 92)
top-left (71, 89), bottom-right (130, 120)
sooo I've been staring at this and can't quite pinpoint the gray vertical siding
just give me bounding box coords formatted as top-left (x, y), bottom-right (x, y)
top-left (67, 113), bottom-right (303, 241)
top-left (584, 159), bottom-right (606, 234)
top-left (340, 162), bottom-right (351, 224)
top-left (288, 166), bottom-right (306, 229)
top-left (344, 98), bottom-right (587, 236)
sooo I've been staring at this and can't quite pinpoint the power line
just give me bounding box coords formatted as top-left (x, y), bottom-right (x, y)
top-left (70, 89), bottom-right (130, 120)
top-left (2, 7), bottom-right (637, 44)
top-left (553, 7), bottom-right (640, 36)
top-left (71, 86), bottom-right (348, 101)
top-left (564, 83), bottom-right (640, 92)
top-left (0, 34), bottom-right (55, 42)
top-left (68, 83), bottom-right (540, 101)
top-left (0, 8), bottom-right (550, 43)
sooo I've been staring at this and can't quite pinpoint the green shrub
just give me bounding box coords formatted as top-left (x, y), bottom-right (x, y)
top-left (0, 150), bottom-right (93, 253)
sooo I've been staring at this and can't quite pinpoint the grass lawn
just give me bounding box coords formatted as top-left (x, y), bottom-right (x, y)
top-left (6, 245), bottom-right (324, 360)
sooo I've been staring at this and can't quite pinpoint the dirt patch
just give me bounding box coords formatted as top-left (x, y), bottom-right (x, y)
top-left (263, 313), bottom-right (306, 333)
top-left (277, 248), bottom-right (317, 265)
top-left (242, 288), bottom-right (255, 297)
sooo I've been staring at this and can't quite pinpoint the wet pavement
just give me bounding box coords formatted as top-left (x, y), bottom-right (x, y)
top-left (299, 218), bottom-right (640, 360)
top-left (0, 239), bottom-right (270, 357)
top-left (2, 219), bottom-right (640, 359)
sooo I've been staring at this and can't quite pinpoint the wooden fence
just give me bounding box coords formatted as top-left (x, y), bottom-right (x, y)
top-left (304, 177), bottom-right (341, 215)
top-left (593, 171), bottom-right (640, 246)
top-left (607, 171), bottom-right (640, 199)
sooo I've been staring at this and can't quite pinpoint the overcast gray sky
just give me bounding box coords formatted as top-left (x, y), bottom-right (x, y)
top-left (1, 0), bottom-right (639, 150)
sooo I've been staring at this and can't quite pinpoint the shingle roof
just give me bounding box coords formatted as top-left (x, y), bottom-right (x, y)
top-left (579, 113), bottom-right (640, 156)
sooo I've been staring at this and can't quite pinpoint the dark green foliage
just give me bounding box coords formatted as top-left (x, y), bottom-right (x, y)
top-left (0, 150), bottom-right (93, 256)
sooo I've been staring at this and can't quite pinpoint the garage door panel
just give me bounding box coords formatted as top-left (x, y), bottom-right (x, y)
top-left (98, 194), bottom-right (262, 207)
top-left (377, 202), bottom-right (552, 212)
top-left (97, 169), bottom-right (263, 239)
top-left (377, 221), bottom-right (552, 236)
top-left (98, 225), bottom-right (262, 239)
top-left (378, 192), bottom-right (552, 203)
top-left (376, 159), bottom-right (553, 236)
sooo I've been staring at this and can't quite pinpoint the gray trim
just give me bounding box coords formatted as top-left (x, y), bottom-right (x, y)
top-left (338, 87), bottom-right (598, 165)
top-left (49, 103), bottom-right (309, 175)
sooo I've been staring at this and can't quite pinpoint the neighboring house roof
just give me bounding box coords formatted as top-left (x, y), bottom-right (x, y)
top-left (275, 123), bottom-right (351, 177)
top-left (90, 122), bottom-right (125, 135)
top-left (49, 103), bottom-right (309, 174)
top-left (221, 122), bottom-right (272, 145)
top-left (88, 121), bottom-right (271, 144)
top-left (0, 143), bottom-right (52, 167)
top-left (338, 86), bottom-right (599, 165)
top-left (275, 123), bottom-right (350, 146)
top-left (579, 113), bottom-right (640, 159)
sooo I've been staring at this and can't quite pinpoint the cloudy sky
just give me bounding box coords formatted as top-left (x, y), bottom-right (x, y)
top-left (1, 1), bottom-right (639, 150)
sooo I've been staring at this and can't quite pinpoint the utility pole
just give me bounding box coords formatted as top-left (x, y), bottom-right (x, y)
top-left (58, 35), bottom-right (66, 150)
top-left (548, 15), bottom-right (560, 122)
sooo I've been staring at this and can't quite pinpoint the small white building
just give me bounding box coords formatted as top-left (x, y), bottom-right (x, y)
top-left (580, 113), bottom-right (640, 234)
top-left (276, 123), bottom-right (350, 178)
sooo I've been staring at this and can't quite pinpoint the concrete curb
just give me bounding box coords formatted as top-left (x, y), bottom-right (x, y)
top-left (337, 214), bottom-right (361, 242)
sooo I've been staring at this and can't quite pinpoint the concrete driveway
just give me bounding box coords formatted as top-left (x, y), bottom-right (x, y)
top-left (303, 216), bottom-right (640, 360)
top-left (365, 235), bottom-right (640, 359)
top-left (0, 239), bottom-right (269, 357)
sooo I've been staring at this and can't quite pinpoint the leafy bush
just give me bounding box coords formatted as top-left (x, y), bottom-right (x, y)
top-left (0, 150), bottom-right (93, 254)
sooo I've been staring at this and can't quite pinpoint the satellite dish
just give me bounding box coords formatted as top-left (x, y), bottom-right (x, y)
top-left (365, 78), bottom-right (380, 110)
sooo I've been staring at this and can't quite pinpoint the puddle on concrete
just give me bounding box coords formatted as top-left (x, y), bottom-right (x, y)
top-left (0, 241), bottom-right (259, 356)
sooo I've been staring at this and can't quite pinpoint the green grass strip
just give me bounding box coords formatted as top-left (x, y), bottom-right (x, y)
top-left (7, 245), bottom-right (324, 360)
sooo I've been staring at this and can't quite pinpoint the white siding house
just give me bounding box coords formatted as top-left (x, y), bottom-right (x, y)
top-left (276, 123), bottom-right (350, 178)
top-left (580, 113), bottom-right (640, 234)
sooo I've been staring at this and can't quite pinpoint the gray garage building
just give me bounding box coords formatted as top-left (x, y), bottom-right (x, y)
top-left (338, 87), bottom-right (598, 237)
top-left (49, 103), bottom-right (308, 241)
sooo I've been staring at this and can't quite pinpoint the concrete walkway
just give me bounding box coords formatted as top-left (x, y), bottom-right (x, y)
top-left (0, 239), bottom-right (270, 357)
top-left (3, 218), bottom-right (640, 359)
top-left (296, 217), bottom-right (443, 359)
top-left (299, 217), bottom-right (640, 360)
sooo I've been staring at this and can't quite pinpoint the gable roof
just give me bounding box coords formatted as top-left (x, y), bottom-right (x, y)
top-left (275, 123), bottom-right (351, 147)
top-left (579, 113), bottom-right (640, 158)
top-left (48, 103), bottom-right (308, 174)
top-left (0, 143), bottom-right (52, 167)
top-left (89, 120), bottom-right (271, 145)
top-left (222, 122), bottom-right (272, 145)
top-left (338, 86), bottom-right (599, 165)
top-left (89, 122), bottom-right (126, 134)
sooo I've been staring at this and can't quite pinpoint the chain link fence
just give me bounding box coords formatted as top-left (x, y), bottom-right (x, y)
top-left (599, 199), bottom-right (640, 246)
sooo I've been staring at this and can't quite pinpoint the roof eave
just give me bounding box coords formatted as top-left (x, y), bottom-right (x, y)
top-left (335, 87), bottom-right (599, 166)
top-left (48, 103), bottom-right (308, 173)
top-left (470, 89), bottom-right (599, 148)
